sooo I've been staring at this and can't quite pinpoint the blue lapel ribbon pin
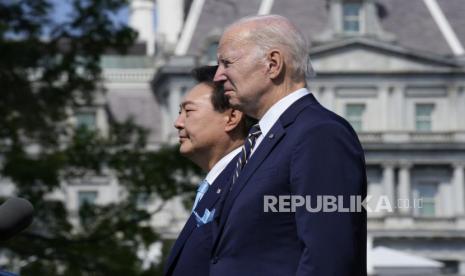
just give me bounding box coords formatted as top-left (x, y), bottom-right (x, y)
top-left (193, 208), bottom-right (216, 227)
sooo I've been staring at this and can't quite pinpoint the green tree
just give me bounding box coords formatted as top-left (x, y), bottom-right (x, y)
top-left (0, 0), bottom-right (199, 274)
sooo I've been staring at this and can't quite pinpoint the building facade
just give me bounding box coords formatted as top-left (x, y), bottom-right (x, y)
top-left (135, 1), bottom-right (465, 274)
top-left (2, 0), bottom-right (462, 274)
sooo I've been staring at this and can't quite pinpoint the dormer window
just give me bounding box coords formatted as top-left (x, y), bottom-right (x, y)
top-left (343, 1), bottom-right (362, 33)
top-left (316, 0), bottom-right (395, 42)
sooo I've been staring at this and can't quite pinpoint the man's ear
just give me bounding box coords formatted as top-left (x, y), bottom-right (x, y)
top-left (266, 49), bottom-right (284, 80)
top-left (224, 109), bottom-right (244, 132)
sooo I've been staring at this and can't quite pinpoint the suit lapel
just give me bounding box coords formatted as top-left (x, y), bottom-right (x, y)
top-left (164, 160), bottom-right (236, 274)
top-left (210, 123), bottom-right (285, 253)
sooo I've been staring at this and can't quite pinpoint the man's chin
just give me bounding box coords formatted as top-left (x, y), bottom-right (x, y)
top-left (179, 149), bottom-right (189, 156)
top-left (178, 145), bottom-right (192, 156)
top-left (227, 100), bottom-right (244, 112)
top-left (225, 96), bottom-right (241, 109)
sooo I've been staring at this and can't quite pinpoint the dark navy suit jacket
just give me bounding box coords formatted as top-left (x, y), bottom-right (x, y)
top-left (210, 94), bottom-right (367, 276)
top-left (164, 159), bottom-right (236, 276)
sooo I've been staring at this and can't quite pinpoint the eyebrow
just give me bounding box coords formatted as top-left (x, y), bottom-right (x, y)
top-left (180, 101), bottom-right (197, 109)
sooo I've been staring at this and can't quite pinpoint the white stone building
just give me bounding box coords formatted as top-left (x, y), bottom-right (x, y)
top-left (3, 0), bottom-right (464, 274)
top-left (122, 1), bottom-right (465, 274)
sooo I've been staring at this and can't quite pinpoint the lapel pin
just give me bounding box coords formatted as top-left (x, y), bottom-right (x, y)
top-left (216, 188), bottom-right (221, 194)
top-left (268, 133), bottom-right (274, 139)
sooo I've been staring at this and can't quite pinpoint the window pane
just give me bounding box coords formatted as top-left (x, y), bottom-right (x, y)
top-left (416, 104), bottom-right (434, 116)
top-left (416, 121), bottom-right (431, 131)
top-left (416, 182), bottom-right (437, 217)
top-left (78, 191), bottom-right (98, 209)
top-left (350, 121), bottom-right (362, 132)
top-left (415, 104), bottom-right (434, 131)
top-left (420, 202), bottom-right (435, 216)
top-left (346, 104), bottom-right (364, 116)
top-left (76, 111), bottom-right (96, 130)
top-left (418, 184), bottom-right (437, 198)
top-left (343, 3), bottom-right (361, 33)
top-left (344, 21), bottom-right (360, 32)
top-left (344, 3), bottom-right (361, 16)
top-left (345, 103), bottom-right (365, 131)
top-left (207, 42), bottom-right (219, 63)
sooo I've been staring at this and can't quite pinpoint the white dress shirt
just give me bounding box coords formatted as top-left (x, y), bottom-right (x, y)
top-left (205, 147), bottom-right (242, 185)
top-left (252, 88), bottom-right (310, 155)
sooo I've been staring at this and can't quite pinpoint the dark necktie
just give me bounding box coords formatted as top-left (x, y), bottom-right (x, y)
top-left (231, 123), bottom-right (262, 189)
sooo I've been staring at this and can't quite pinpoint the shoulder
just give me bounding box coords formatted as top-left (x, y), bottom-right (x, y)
top-left (292, 103), bottom-right (357, 139)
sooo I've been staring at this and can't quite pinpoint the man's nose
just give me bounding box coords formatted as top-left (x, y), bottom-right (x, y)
top-left (214, 66), bottom-right (226, 82)
top-left (174, 113), bottom-right (184, 129)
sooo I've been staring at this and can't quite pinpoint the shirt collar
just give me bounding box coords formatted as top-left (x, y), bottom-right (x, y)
top-left (258, 88), bottom-right (310, 137)
top-left (205, 147), bottom-right (242, 185)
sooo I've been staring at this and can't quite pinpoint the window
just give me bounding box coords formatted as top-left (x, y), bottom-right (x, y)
top-left (206, 41), bottom-right (219, 64)
top-left (343, 2), bottom-right (362, 33)
top-left (345, 103), bottom-right (365, 131)
top-left (76, 110), bottom-right (96, 130)
top-left (440, 260), bottom-right (459, 274)
top-left (78, 191), bottom-right (98, 209)
top-left (415, 103), bottom-right (434, 131)
top-left (415, 182), bottom-right (438, 217)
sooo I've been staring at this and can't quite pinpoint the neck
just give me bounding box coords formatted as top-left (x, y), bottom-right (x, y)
top-left (193, 139), bottom-right (244, 172)
top-left (252, 80), bottom-right (306, 119)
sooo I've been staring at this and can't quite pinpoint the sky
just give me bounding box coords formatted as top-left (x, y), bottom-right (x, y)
top-left (51, 0), bottom-right (130, 25)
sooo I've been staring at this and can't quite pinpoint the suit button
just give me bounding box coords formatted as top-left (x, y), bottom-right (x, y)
top-left (211, 256), bottom-right (219, 264)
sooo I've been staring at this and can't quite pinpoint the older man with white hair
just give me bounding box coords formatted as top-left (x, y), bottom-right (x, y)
top-left (211, 15), bottom-right (367, 275)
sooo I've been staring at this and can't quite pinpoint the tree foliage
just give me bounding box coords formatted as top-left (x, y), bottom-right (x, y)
top-left (0, 1), bottom-right (200, 274)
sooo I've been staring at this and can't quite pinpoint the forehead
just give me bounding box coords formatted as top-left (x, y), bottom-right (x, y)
top-left (218, 26), bottom-right (254, 56)
top-left (182, 83), bottom-right (214, 106)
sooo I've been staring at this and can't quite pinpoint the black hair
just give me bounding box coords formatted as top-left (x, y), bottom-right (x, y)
top-left (190, 65), bottom-right (258, 136)
top-left (191, 65), bottom-right (229, 112)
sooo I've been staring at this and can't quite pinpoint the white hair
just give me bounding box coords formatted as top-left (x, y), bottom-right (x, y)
top-left (226, 14), bottom-right (314, 81)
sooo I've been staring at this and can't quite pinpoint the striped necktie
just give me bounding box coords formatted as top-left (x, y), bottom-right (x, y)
top-left (231, 123), bottom-right (262, 189)
top-left (192, 179), bottom-right (209, 211)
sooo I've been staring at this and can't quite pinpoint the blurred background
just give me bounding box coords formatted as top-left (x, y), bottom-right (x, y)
top-left (1, 0), bottom-right (465, 275)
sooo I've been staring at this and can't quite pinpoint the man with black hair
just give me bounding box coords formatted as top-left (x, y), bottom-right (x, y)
top-left (164, 66), bottom-right (252, 276)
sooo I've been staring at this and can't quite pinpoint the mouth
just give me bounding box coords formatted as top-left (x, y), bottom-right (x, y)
top-left (178, 135), bottom-right (188, 143)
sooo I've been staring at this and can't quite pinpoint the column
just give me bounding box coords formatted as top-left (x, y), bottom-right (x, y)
top-left (366, 234), bottom-right (374, 275)
top-left (325, 85), bottom-right (336, 112)
top-left (382, 162), bottom-right (395, 215)
top-left (459, 260), bottom-right (465, 276)
top-left (379, 85), bottom-right (390, 132)
top-left (448, 85), bottom-right (458, 131)
top-left (454, 86), bottom-right (465, 130)
top-left (397, 162), bottom-right (412, 215)
top-left (453, 162), bottom-right (465, 216)
top-left (168, 85), bottom-right (182, 141)
top-left (160, 89), bottom-right (171, 141)
top-left (129, 0), bottom-right (156, 55)
top-left (391, 85), bottom-right (405, 131)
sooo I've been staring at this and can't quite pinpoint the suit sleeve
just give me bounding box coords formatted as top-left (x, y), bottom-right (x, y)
top-left (290, 122), bottom-right (367, 276)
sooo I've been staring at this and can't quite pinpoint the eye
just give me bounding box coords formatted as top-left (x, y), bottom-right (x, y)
top-left (220, 59), bottom-right (231, 68)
